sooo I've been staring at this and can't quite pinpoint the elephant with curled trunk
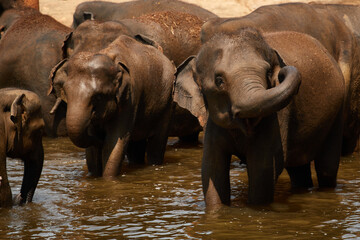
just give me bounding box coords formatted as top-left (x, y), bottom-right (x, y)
top-left (0, 88), bottom-right (45, 207)
top-left (174, 28), bottom-right (345, 207)
top-left (200, 2), bottom-right (360, 156)
top-left (49, 35), bottom-right (175, 178)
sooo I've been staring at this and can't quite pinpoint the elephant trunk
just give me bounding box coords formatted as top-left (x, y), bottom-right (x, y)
top-left (15, 142), bottom-right (44, 205)
top-left (232, 66), bottom-right (301, 119)
top-left (66, 102), bottom-right (97, 148)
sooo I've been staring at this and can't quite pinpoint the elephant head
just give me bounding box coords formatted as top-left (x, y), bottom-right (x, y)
top-left (0, 89), bottom-right (44, 207)
top-left (175, 28), bottom-right (301, 134)
top-left (60, 21), bottom-right (133, 59)
top-left (47, 21), bottom-right (158, 118)
top-left (49, 50), bottom-right (129, 148)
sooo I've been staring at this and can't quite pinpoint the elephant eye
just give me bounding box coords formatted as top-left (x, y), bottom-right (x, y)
top-left (214, 74), bottom-right (225, 88)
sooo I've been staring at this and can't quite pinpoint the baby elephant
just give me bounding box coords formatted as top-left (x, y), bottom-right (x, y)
top-left (175, 28), bottom-right (345, 207)
top-left (49, 35), bottom-right (175, 178)
top-left (0, 88), bottom-right (45, 207)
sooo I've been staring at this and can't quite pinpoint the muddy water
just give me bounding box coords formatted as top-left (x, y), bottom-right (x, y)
top-left (1, 137), bottom-right (360, 239)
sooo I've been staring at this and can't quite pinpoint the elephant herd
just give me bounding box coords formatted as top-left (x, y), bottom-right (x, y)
top-left (0, 0), bottom-right (359, 210)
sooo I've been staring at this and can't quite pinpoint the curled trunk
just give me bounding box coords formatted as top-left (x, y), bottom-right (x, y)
top-left (233, 66), bottom-right (301, 118)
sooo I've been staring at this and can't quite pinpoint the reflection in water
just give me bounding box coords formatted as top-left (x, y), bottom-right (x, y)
top-left (1, 137), bottom-right (360, 239)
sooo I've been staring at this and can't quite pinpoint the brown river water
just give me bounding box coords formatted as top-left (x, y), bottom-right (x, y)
top-left (1, 136), bottom-right (360, 239)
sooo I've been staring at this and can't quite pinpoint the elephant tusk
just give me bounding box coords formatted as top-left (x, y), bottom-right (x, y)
top-left (50, 97), bottom-right (63, 115)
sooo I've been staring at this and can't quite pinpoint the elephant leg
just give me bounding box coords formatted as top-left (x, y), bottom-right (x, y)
top-left (202, 120), bottom-right (232, 207)
top-left (102, 133), bottom-right (130, 179)
top-left (0, 152), bottom-right (12, 207)
top-left (146, 110), bottom-right (172, 165)
top-left (246, 114), bottom-right (283, 204)
top-left (341, 135), bottom-right (359, 156)
top-left (146, 134), bottom-right (168, 165)
top-left (86, 146), bottom-right (103, 177)
top-left (286, 163), bottom-right (313, 188)
top-left (19, 144), bottom-right (44, 204)
top-left (127, 139), bottom-right (146, 164)
top-left (315, 111), bottom-right (343, 188)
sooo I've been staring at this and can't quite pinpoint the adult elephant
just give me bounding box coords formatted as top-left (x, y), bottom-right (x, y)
top-left (0, 88), bottom-right (45, 207)
top-left (50, 35), bottom-right (176, 178)
top-left (71, 0), bottom-right (217, 28)
top-left (200, 2), bottom-right (360, 156)
top-left (52, 11), bottom-right (205, 142)
top-left (174, 28), bottom-right (345, 207)
top-left (0, 8), bottom-right (71, 137)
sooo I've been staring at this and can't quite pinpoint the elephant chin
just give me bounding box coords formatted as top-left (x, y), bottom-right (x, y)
top-left (236, 117), bottom-right (262, 136)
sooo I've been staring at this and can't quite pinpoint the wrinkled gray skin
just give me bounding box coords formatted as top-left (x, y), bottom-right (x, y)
top-left (174, 28), bottom-right (345, 207)
top-left (50, 35), bottom-right (175, 178)
top-left (200, 2), bottom-right (360, 156)
top-left (0, 8), bottom-right (71, 137)
top-left (0, 88), bottom-right (45, 208)
top-left (58, 12), bottom-right (204, 142)
top-left (72, 0), bottom-right (217, 28)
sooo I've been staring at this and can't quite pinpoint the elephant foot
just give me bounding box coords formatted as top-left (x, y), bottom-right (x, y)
top-left (317, 175), bottom-right (337, 188)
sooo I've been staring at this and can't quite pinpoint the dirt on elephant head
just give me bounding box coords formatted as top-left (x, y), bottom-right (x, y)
top-left (20, 0), bottom-right (39, 9)
top-left (136, 11), bottom-right (205, 39)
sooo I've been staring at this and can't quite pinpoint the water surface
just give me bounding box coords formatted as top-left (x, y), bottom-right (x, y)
top-left (1, 137), bottom-right (360, 239)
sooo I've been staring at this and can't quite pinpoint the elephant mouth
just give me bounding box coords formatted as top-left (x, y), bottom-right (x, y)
top-left (88, 123), bottom-right (106, 142)
top-left (236, 117), bottom-right (262, 136)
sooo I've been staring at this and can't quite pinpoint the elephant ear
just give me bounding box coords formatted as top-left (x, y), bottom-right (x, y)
top-left (62, 32), bottom-right (74, 59)
top-left (83, 11), bottom-right (94, 21)
top-left (274, 50), bottom-right (286, 69)
top-left (115, 61), bottom-right (131, 104)
top-left (0, 25), bottom-right (5, 40)
top-left (134, 34), bottom-right (163, 53)
top-left (47, 59), bottom-right (68, 114)
top-left (269, 50), bottom-right (288, 87)
top-left (10, 93), bottom-right (25, 124)
top-left (174, 56), bottom-right (207, 127)
top-left (6, 93), bottom-right (26, 152)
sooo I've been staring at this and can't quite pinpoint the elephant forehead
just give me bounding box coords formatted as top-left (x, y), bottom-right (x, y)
top-left (69, 74), bottom-right (114, 97)
top-left (68, 54), bottom-right (118, 82)
top-left (78, 79), bottom-right (97, 95)
top-left (87, 54), bottom-right (117, 75)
